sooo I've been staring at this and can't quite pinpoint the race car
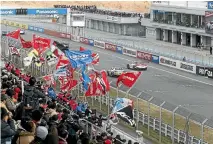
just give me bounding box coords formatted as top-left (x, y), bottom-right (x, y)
top-left (20, 29), bottom-right (25, 35)
top-left (107, 67), bottom-right (125, 77)
top-left (127, 62), bottom-right (148, 71)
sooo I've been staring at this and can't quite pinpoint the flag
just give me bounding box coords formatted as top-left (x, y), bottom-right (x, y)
top-left (64, 49), bottom-right (93, 69)
top-left (116, 71), bottom-right (141, 87)
top-left (56, 56), bottom-right (69, 69)
top-left (47, 87), bottom-right (57, 100)
top-left (60, 79), bottom-right (78, 91)
top-left (6, 29), bottom-right (20, 39)
top-left (79, 46), bottom-right (99, 65)
top-left (94, 70), bottom-right (110, 94)
top-left (81, 63), bottom-right (91, 90)
top-left (112, 98), bottom-right (135, 127)
top-left (20, 36), bottom-right (32, 48)
top-left (53, 67), bottom-right (67, 77)
top-left (51, 44), bottom-right (64, 57)
top-left (53, 41), bottom-right (68, 51)
top-left (27, 49), bottom-right (43, 67)
top-left (9, 46), bottom-right (20, 56)
top-left (32, 34), bottom-right (51, 55)
top-left (46, 50), bottom-right (58, 66)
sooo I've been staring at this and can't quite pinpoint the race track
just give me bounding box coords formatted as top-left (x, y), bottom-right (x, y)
top-left (1, 24), bottom-right (213, 119)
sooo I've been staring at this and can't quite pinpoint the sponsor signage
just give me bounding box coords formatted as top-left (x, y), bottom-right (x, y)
top-left (179, 61), bottom-right (196, 74)
top-left (116, 46), bottom-right (123, 54)
top-left (196, 66), bottom-right (213, 79)
top-left (27, 8), bottom-right (67, 15)
top-left (137, 51), bottom-right (152, 61)
top-left (123, 48), bottom-right (137, 57)
top-left (59, 33), bottom-right (71, 39)
top-left (94, 40), bottom-right (105, 49)
top-left (208, 1), bottom-right (213, 9)
top-left (0, 9), bottom-right (16, 15)
top-left (80, 37), bottom-right (89, 45)
top-left (106, 16), bottom-right (119, 21)
top-left (152, 55), bottom-right (159, 64)
top-left (105, 43), bottom-right (117, 52)
top-left (88, 39), bottom-right (94, 46)
top-left (28, 25), bottom-right (44, 33)
top-left (159, 56), bottom-right (177, 68)
top-left (71, 35), bottom-right (80, 42)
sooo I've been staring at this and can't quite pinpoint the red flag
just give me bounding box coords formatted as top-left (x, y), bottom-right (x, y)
top-left (6, 29), bottom-right (20, 39)
top-left (85, 81), bottom-right (98, 96)
top-left (116, 72), bottom-right (141, 87)
top-left (60, 79), bottom-right (78, 91)
top-left (80, 46), bottom-right (86, 51)
top-left (9, 46), bottom-right (20, 56)
top-left (20, 36), bottom-right (32, 48)
top-left (56, 56), bottom-right (69, 69)
top-left (32, 35), bottom-right (51, 55)
top-left (43, 75), bottom-right (56, 87)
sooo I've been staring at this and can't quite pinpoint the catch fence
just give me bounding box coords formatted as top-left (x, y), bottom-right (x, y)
top-left (1, 36), bottom-right (213, 144)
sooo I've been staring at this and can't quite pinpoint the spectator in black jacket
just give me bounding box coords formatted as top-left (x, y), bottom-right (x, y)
top-left (1, 107), bottom-right (16, 144)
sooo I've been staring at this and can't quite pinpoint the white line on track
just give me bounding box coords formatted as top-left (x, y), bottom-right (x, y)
top-left (92, 49), bottom-right (213, 86)
top-left (3, 24), bottom-right (213, 86)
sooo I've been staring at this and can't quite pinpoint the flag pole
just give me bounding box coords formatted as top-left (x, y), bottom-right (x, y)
top-left (108, 81), bottom-right (113, 115)
top-left (116, 83), bottom-right (122, 98)
top-left (136, 92), bottom-right (142, 131)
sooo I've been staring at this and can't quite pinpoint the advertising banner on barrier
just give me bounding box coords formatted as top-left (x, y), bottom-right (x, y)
top-left (123, 47), bottom-right (137, 57)
top-left (105, 43), bottom-right (116, 52)
top-left (80, 37), bottom-right (89, 45)
top-left (27, 8), bottom-right (67, 15)
top-left (28, 25), bottom-right (44, 33)
top-left (116, 46), bottom-right (123, 54)
top-left (44, 29), bottom-right (60, 37)
top-left (71, 35), bottom-right (80, 42)
top-left (94, 40), bottom-right (105, 49)
top-left (88, 39), bottom-right (94, 46)
top-left (178, 61), bottom-right (196, 74)
top-left (159, 56), bottom-right (178, 68)
top-left (0, 9), bottom-right (16, 15)
top-left (59, 33), bottom-right (71, 39)
top-left (152, 55), bottom-right (159, 64)
top-left (137, 51), bottom-right (152, 61)
top-left (196, 66), bottom-right (213, 79)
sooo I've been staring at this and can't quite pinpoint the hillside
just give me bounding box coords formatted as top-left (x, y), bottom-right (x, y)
top-left (1, 1), bottom-right (151, 13)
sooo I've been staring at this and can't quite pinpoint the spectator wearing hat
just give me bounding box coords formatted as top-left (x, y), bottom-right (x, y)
top-left (1, 94), bottom-right (9, 112)
top-left (1, 107), bottom-right (16, 144)
top-left (30, 126), bottom-right (48, 144)
top-left (45, 102), bottom-right (58, 118)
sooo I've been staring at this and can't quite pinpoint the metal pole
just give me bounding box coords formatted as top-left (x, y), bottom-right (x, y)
top-left (200, 118), bottom-right (208, 144)
top-left (148, 97), bottom-right (154, 136)
top-left (185, 113), bottom-right (192, 144)
top-left (136, 92), bottom-right (142, 131)
top-left (108, 81), bottom-right (113, 115)
top-left (172, 106), bottom-right (179, 144)
top-left (159, 101), bottom-right (166, 143)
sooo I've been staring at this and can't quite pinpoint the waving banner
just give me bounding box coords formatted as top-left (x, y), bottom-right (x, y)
top-left (32, 34), bottom-right (51, 55)
top-left (116, 71), bottom-right (141, 87)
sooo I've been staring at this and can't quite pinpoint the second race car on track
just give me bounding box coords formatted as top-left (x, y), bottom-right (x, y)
top-left (20, 29), bottom-right (25, 35)
top-left (127, 62), bottom-right (148, 71)
top-left (107, 67), bottom-right (125, 77)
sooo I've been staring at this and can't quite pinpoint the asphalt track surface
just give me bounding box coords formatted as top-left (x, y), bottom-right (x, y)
top-left (1, 24), bottom-right (213, 121)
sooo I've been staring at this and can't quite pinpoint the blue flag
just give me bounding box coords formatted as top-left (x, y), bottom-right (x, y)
top-left (81, 63), bottom-right (91, 90)
top-left (48, 87), bottom-right (57, 100)
top-left (64, 49), bottom-right (93, 69)
top-left (53, 66), bottom-right (67, 77)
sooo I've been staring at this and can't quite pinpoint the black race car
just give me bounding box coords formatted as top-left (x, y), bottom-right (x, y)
top-left (127, 62), bottom-right (148, 71)
top-left (107, 67), bottom-right (125, 77)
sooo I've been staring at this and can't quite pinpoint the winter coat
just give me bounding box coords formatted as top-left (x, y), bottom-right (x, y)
top-left (6, 97), bottom-right (16, 112)
top-left (16, 131), bottom-right (35, 144)
top-left (1, 119), bottom-right (16, 144)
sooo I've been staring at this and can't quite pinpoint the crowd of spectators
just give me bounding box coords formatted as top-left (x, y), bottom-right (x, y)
top-left (54, 5), bottom-right (142, 18)
top-left (1, 62), bottom-right (141, 144)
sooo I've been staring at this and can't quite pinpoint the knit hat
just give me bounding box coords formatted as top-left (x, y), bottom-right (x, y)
top-left (1, 94), bottom-right (7, 101)
top-left (36, 126), bottom-right (48, 140)
top-left (104, 139), bottom-right (112, 144)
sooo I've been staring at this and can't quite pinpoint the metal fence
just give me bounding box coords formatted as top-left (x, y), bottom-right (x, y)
top-left (1, 36), bottom-right (213, 144)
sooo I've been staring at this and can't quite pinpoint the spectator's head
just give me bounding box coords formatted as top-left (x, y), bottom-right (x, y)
top-left (6, 89), bottom-right (14, 98)
top-left (49, 115), bottom-right (58, 122)
top-left (21, 118), bottom-right (35, 133)
top-left (1, 107), bottom-right (9, 121)
top-left (61, 113), bottom-right (69, 121)
top-left (58, 126), bottom-right (68, 140)
top-left (29, 77), bottom-right (36, 86)
top-left (79, 132), bottom-right (90, 144)
top-left (62, 108), bottom-right (69, 114)
top-left (31, 110), bottom-right (43, 123)
top-left (48, 102), bottom-right (56, 110)
top-left (36, 126), bottom-right (48, 140)
top-left (1, 94), bottom-right (7, 104)
top-left (104, 139), bottom-right (112, 144)
top-left (128, 140), bottom-right (132, 144)
top-left (101, 132), bottom-right (108, 140)
top-left (56, 105), bottom-right (62, 113)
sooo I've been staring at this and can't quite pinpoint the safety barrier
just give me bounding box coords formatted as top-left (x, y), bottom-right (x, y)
top-left (1, 20), bottom-right (213, 144)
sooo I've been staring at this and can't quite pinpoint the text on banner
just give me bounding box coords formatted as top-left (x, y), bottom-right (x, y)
top-left (123, 48), bottom-right (137, 57)
top-left (59, 33), bottom-right (71, 39)
top-left (80, 37), bottom-right (89, 45)
top-left (159, 56), bottom-right (178, 68)
top-left (179, 61), bottom-right (196, 74)
top-left (137, 51), bottom-right (152, 61)
top-left (105, 43), bottom-right (116, 52)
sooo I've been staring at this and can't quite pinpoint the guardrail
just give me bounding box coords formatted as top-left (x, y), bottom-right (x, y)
top-left (1, 20), bottom-right (213, 144)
